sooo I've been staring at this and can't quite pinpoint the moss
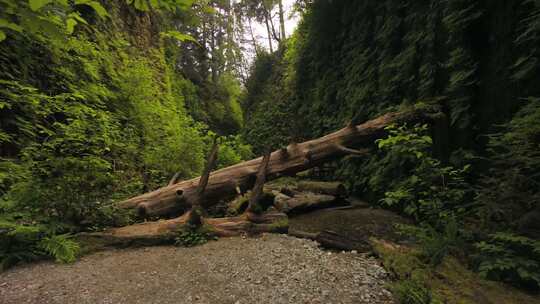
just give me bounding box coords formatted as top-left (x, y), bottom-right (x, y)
top-left (268, 217), bottom-right (289, 231)
top-left (371, 239), bottom-right (540, 304)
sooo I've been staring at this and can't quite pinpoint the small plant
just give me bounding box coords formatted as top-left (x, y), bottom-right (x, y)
top-left (0, 219), bottom-right (80, 270)
top-left (376, 124), bottom-right (471, 225)
top-left (397, 218), bottom-right (461, 266)
top-left (174, 229), bottom-right (217, 247)
top-left (474, 232), bottom-right (540, 290)
top-left (37, 234), bottom-right (80, 263)
top-left (392, 279), bottom-right (435, 304)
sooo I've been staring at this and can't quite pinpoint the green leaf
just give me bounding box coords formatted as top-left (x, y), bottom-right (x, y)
top-left (149, 0), bottom-right (159, 8)
top-left (160, 30), bottom-right (198, 44)
top-left (85, 1), bottom-right (108, 18)
top-left (0, 30), bottom-right (5, 42)
top-left (0, 19), bottom-right (23, 32)
top-left (66, 18), bottom-right (77, 34)
top-left (68, 12), bottom-right (88, 25)
top-left (28, 0), bottom-right (53, 11)
top-left (133, 0), bottom-right (149, 11)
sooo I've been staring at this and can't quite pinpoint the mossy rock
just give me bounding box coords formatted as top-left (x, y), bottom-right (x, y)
top-left (370, 239), bottom-right (540, 304)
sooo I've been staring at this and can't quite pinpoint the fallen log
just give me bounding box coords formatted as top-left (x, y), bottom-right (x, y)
top-left (79, 211), bottom-right (288, 249)
top-left (118, 107), bottom-right (441, 218)
top-left (289, 229), bottom-right (371, 252)
top-left (274, 193), bottom-right (340, 215)
top-left (295, 181), bottom-right (347, 197)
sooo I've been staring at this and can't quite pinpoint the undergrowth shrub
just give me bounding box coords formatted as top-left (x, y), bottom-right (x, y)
top-left (475, 98), bottom-right (540, 232)
top-left (397, 219), bottom-right (462, 266)
top-left (474, 232), bottom-right (540, 290)
top-left (375, 124), bottom-right (471, 225)
top-left (0, 219), bottom-right (79, 270)
top-left (174, 229), bottom-right (217, 247)
top-left (392, 278), bottom-right (437, 304)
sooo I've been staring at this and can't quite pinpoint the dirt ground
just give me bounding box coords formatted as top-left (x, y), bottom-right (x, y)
top-left (0, 234), bottom-right (395, 304)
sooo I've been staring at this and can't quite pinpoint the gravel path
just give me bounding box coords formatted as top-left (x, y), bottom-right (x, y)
top-left (0, 234), bottom-right (394, 304)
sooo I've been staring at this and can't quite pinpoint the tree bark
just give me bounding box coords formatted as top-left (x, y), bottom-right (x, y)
top-left (274, 193), bottom-right (339, 215)
top-left (117, 107), bottom-right (441, 218)
top-left (186, 141), bottom-right (219, 227)
top-left (79, 211), bottom-right (288, 250)
top-left (295, 181), bottom-right (347, 197)
top-left (278, 0), bottom-right (286, 41)
top-left (246, 150), bottom-right (271, 214)
top-left (264, 14), bottom-right (273, 52)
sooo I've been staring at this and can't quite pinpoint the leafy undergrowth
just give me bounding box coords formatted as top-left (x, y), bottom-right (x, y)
top-left (371, 239), bottom-right (540, 304)
top-left (174, 226), bottom-right (219, 247)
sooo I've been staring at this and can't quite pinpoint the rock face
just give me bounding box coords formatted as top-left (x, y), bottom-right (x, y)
top-left (0, 234), bottom-right (395, 304)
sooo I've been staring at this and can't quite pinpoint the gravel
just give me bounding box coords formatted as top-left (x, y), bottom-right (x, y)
top-left (0, 234), bottom-right (395, 304)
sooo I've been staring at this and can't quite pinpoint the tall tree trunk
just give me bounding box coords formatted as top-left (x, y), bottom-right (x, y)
top-left (210, 13), bottom-right (218, 83)
top-left (278, 0), bottom-right (286, 41)
top-left (264, 14), bottom-right (273, 52)
top-left (248, 17), bottom-right (260, 55)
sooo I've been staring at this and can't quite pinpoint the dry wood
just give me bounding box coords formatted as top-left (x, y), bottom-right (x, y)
top-left (79, 211), bottom-right (288, 249)
top-left (168, 172), bottom-right (182, 186)
top-left (246, 150), bottom-right (271, 215)
top-left (186, 141), bottom-right (219, 227)
top-left (118, 107), bottom-right (441, 218)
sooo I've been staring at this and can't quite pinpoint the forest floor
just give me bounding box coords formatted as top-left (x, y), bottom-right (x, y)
top-left (0, 233), bottom-right (394, 304)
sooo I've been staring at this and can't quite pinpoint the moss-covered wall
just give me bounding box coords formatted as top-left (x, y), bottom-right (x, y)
top-left (243, 0), bottom-right (540, 195)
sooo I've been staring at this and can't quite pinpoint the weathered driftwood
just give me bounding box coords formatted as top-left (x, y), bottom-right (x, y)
top-left (274, 193), bottom-right (339, 215)
top-left (295, 181), bottom-right (347, 197)
top-left (118, 108), bottom-right (441, 218)
top-left (289, 229), bottom-right (371, 252)
top-left (185, 141), bottom-right (219, 227)
top-left (246, 150), bottom-right (271, 215)
top-left (79, 211), bottom-right (288, 249)
top-left (82, 147), bottom-right (288, 246)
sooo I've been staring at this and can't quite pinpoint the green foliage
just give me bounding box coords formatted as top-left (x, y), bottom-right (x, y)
top-left (0, 0), bottom-right (107, 43)
top-left (242, 51), bottom-right (294, 153)
top-left (474, 232), bottom-right (540, 290)
top-left (174, 229), bottom-right (217, 247)
top-left (375, 124), bottom-right (471, 224)
top-left (475, 98), bottom-right (540, 229)
top-left (0, 0), bottom-right (253, 264)
top-left (397, 219), bottom-right (462, 267)
top-left (37, 234), bottom-right (79, 263)
top-left (216, 135), bottom-right (253, 169)
top-left (392, 279), bottom-right (436, 304)
top-left (126, 0), bottom-right (194, 12)
top-left (0, 218), bottom-right (79, 270)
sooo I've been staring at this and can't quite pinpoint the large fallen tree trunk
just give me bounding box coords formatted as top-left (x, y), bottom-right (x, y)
top-left (78, 211), bottom-right (288, 249)
top-left (118, 107), bottom-right (442, 218)
top-left (295, 181), bottom-right (347, 197)
top-left (274, 193), bottom-right (341, 215)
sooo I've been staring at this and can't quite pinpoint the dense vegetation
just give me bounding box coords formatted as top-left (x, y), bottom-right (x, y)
top-left (243, 0), bottom-right (540, 296)
top-left (0, 0), bottom-right (252, 268)
top-left (1, 0), bottom-right (539, 301)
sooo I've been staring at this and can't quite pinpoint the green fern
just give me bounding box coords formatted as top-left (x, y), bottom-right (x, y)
top-left (37, 234), bottom-right (79, 264)
top-left (474, 232), bottom-right (540, 290)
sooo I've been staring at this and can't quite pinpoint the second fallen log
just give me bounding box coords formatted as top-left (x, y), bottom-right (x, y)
top-left (295, 181), bottom-right (347, 197)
